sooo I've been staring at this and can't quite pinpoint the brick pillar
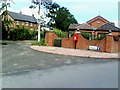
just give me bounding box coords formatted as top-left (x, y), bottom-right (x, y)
top-left (105, 34), bottom-right (113, 53)
top-left (95, 32), bottom-right (98, 38)
top-left (45, 32), bottom-right (49, 45)
top-left (45, 31), bottom-right (55, 46)
top-left (119, 39), bottom-right (120, 58)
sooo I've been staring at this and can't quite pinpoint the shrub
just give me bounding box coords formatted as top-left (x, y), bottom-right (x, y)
top-left (81, 32), bottom-right (91, 40)
top-left (9, 28), bottom-right (34, 40)
top-left (96, 34), bottom-right (106, 40)
top-left (53, 28), bottom-right (67, 38)
top-left (31, 38), bottom-right (46, 46)
top-left (40, 38), bottom-right (47, 46)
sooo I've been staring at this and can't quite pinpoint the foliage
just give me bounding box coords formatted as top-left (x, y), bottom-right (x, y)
top-left (2, 10), bottom-right (13, 39)
top-left (0, 0), bottom-right (12, 12)
top-left (31, 29), bottom-right (47, 46)
top-left (9, 28), bottom-right (33, 40)
top-left (29, 0), bottom-right (52, 26)
top-left (81, 32), bottom-right (106, 40)
top-left (40, 38), bottom-right (47, 46)
top-left (53, 28), bottom-right (67, 38)
top-left (97, 34), bottom-right (106, 40)
top-left (31, 38), bottom-right (47, 46)
top-left (46, 3), bottom-right (78, 31)
top-left (81, 32), bottom-right (91, 40)
top-left (68, 31), bottom-right (74, 37)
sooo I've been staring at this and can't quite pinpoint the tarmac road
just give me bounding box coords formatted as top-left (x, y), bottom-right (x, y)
top-left (1, 41), bottom-right (118, 88)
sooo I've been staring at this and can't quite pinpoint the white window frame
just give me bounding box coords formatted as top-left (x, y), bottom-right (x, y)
top-left (30, 23), bottom-right (33, 26)
top-left (22, 22), bottom-right (24, 26)
top-left (26, 22), bottom-right (29, 26)
top-left (16, 21), bottom-right (19, 25)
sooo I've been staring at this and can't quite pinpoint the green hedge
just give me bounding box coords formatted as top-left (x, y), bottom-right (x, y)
top-left (81, 32), bottom-right (106, 40)
top-left (9, 28), bottom-right (37, 40)
top-left (81, 32), bottom-right (91, 40)
top-left (53, 28), bottom-right (67, 38)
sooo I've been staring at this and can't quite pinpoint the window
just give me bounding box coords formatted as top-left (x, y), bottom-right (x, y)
top-left (30, 23), bottom-right (33, 26)
top-left (22, 22), bottom-right (24, 26)
top-left (26, 22), bottom-right (29, 26)
top-left (16, 21), bottom-right (19, 25)
top-left (30, 28), bottom-right (33, 30)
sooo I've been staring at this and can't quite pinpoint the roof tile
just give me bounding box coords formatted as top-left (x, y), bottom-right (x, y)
top-left (8, 11), bottom-right (37, 23)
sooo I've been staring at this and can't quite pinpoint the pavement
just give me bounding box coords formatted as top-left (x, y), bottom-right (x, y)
top-left (30, 46), bottom-right (119, 59)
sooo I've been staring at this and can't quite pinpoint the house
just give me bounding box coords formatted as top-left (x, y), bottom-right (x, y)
top-left (2, 11), bottom-right (38, 30)
top-left (69, 15), bottom-right (120, 39)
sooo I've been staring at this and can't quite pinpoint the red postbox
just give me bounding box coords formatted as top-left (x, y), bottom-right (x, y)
top-left (74, 33), bottom-right (78, 49)
top-left (74, 33), bottom-right (78, 41)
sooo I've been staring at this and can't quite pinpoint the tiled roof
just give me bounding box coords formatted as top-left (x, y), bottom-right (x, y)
top-left (69, 23), bottom-right (93, 30)
top-left (8, 11), bottom-right (37, 23)
top-left (86, 15), bottom-right (110, 24)
top-left (97, 23), bottom-right (120, 32)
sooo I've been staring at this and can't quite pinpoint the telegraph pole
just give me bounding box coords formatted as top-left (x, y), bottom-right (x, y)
top-left (31, 0), bottom-right (52, 44)
top-left (38, 0), bottom-right (41, 44)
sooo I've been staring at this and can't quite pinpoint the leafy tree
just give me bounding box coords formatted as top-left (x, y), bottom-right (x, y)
top-left (1, 0), bottom-right (14, 39)
top-left (9, 28), bottom-right (33, 40)
top-left (46, 3), bottom-right (78, 31)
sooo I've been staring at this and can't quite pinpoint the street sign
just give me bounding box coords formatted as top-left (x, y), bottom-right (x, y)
top-left (89, 46), bottom-right (100, 50)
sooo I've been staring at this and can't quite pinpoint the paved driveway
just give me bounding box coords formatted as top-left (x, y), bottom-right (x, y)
top-left (2, 41), bottom-right (118, 88)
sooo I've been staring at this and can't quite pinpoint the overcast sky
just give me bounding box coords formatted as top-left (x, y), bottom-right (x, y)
top-left (6, 0), bottom-right (119, 26)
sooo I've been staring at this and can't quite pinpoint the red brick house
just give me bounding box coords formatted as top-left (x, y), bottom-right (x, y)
top-left (3, 11), bottom-right (38, 30)
top-left (69, 15), bottom-right (120, 39)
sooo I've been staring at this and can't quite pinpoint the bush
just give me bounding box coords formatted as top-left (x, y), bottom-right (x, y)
top-left (81, 32), bottom-right (91, 40)
top-left (97, 34), bottom-right (106, 40)
top-left (40, 31), bottom-right (46, 39)
top-left (40, 38), bottom-right (47, 46)
top-left (53, 28), bottom-right (67, 38)
top-left (9, 28), bottom-right (36, 40)
top-left (31, 38), bottom-right (46, 46)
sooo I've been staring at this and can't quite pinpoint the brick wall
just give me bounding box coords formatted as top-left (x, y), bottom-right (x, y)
top-left (61, 36), bottom-right (75, 48)
top-left (45, 32), bottom-right (119, 53)
top-left (45, 32), bottom-right (59, 46)
top-left (76, 35), bottom-right (106, 52)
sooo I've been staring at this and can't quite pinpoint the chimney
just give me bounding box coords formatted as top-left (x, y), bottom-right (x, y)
top-left (32, 14), bottom-right (34, 17)
top-left (19, 11), bottom-right (22, 14)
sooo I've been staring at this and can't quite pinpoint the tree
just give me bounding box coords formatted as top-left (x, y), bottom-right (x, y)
top-left (46, 3), bottom-right (78, 31)
top-left (0, 0), bottom-right (14, 39)
top-left (29, 0), bottom-right (52, 26)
